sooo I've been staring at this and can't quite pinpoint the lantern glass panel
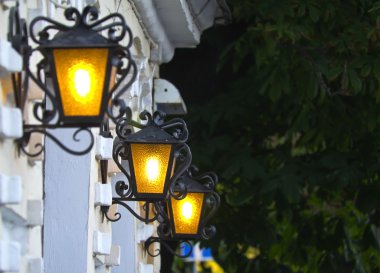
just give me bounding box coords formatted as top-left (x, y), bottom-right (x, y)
top-left (130, 143), bottom-right (172, 194)
top-left (171, 192), bottom-right (204, 235)
top-left (53, 48), bottom-right (109, 116)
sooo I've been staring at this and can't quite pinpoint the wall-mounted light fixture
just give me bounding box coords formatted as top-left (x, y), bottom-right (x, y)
top-left (144, 166), bottom-right (220, 258)
top-left (5, 1), bottom-right (222, 262)
top-left (7, 4), bottom-right (136, 156)
top-left (112, 110), bottom-right (192, 200)
top-left (102, 110), bottom-right (192, 224)
top-left (168, 172), bottom-right (219, 239)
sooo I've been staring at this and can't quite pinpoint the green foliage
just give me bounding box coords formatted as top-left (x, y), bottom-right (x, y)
top-left (181, 0), bottom-right (380, 272)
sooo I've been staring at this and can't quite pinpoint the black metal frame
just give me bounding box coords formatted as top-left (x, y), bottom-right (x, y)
top-left (7, 3), bottom-right (221, 261)
top-left (101, 159), bottom-right (220, 258)
top-left (112, 110), bottom-right (192, 200)
top-left (143, 167), bottom-right (220, 257)
top-left (166, 167), bottom-right (220, 239)
top-left (99, 118), bottom-right (161, 224)
top-left (105, 198), bottom-right (160, 224)
top-left (102, 110), bottom-right (191, 226)
top-left (169, 193), bottom-right (208, 240)
top-left (144, 237), bottom-right (193, 258)
top-left (20, 125), bottom-right (94, 157)
top-left (28, 5), bottom-right (137, 126)
top-left (7, 4), bottom-right (137, 156)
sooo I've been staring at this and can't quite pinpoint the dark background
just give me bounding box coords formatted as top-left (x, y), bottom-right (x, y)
top-left (161, 1), bottom-right (380, 272)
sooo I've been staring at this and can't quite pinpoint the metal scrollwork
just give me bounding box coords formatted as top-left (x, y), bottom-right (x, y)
top-left (7, 4), bottom-right (137, 157)
top-left (104, 208), bottom-right (122, 223)
top-left (29, 6), bottom-right (129, 44)
top-left (170, 166), bottom-right (218, 201)
top-left (154, 201), bottom-right (172, 237)
top-left (28, 6), bottom-right (137, 126)
top-left (168, 167), bottom-right (220, 240)
top-left (169, 144), bottom-right (192, 200)
top-left (191, 167), bottom-right (218, 191)
top-left (112, 108), bottom-right (192, 200)
top-left (112, 139), bottom-right (132, 188)
top-left (191, 169), bottom-right (220, 240)
top-left (144, 237), bottom-right (193, 258)
top-left (200, 192), bottom-right (220, 240)
top-left (202, 225), bottom-right (217, 240)
top-left (105, 199), bottom-right (159, 223)
top-left (115, 109), bottom-right (189, 143)
top-left (115, 180), bottom-right (132, 199)
top-left (107, 47), bottom-right (137, 124)
top-left (20, 126), bottom-right (94, 157)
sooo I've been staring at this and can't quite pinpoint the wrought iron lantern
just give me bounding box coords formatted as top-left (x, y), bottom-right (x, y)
top-left (144, 167), bottom-right (220, 257)
top-left (112, 110), bottom-right (192, 201)
top-left (97, 114), bottom-right (219, 259)
top-left (168, 179), bottom-right (213, 239)
top-left (7, 5), bottom-right (136, 156)
top-left (27, 6), bottom-right (136, 126)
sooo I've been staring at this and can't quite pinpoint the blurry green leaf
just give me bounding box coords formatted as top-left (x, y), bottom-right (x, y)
top-left (320, 152), bottom-right (346, 169)
top-left (278, 174), bottom-right (301, 203)
top-left (225, 182), bottom-right (254, 206)
top-left (349, 69), bottom-right (362, 93)
top-left (309, 5), bottom-right (320, 22)
top-left (360, 64), bottom-right (371, 77)
top-left (168, 0), bottom-right (380, 272)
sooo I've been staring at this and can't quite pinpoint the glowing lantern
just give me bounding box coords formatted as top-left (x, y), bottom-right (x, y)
top-left (27, 6), bottom-right (135, 126)
top-left (168, 173), bottom-right (218, 239)
top-left (51, 48), bottom-right (110, 121)
top-left (112, 111), bottom-right (191, 200)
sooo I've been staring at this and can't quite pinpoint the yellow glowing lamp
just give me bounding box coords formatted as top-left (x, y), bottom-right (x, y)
top-left (170, 192), bottom-right (205, 236)
top-left (122, 125), bottom-right (183, 199)
top-left (31, 6), bottom-right (132, 126)
top-left (168, 176), bottom-right (215, 239)
top-left (112, 111), bottom-right (190, 200)
top-left (130, 142), bottom-right (172, 196)
top-left (52, 48), bottom-right (110, 121)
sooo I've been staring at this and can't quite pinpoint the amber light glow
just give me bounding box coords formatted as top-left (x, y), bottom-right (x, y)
top-left (74, 69), bottom-right (91, 97)
top-left (171, 192), bottom-right (204, 234)
top-left (53, 48), bottom-right (109, 117)
top-left (130, 143), bottom-right (172, 194)
top-left (181, 202), bottom-right (193, 220)
top-left (146, 157), bottom-right (160, 181)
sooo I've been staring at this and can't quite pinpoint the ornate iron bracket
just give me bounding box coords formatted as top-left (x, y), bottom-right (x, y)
top-left (103, 198), bottom-right (160, 224)
top-left (144, 237), bottom-right (193, 258)
top-left (19, 125), bottom-right (94, 157)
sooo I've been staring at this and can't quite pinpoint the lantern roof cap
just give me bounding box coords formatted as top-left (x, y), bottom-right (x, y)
top-left (175, 175), bottom-right (213, 193)
top-left (40, 27), bottom-right (117, 48)
top-left (124, 125), bottom-right (180, 144)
